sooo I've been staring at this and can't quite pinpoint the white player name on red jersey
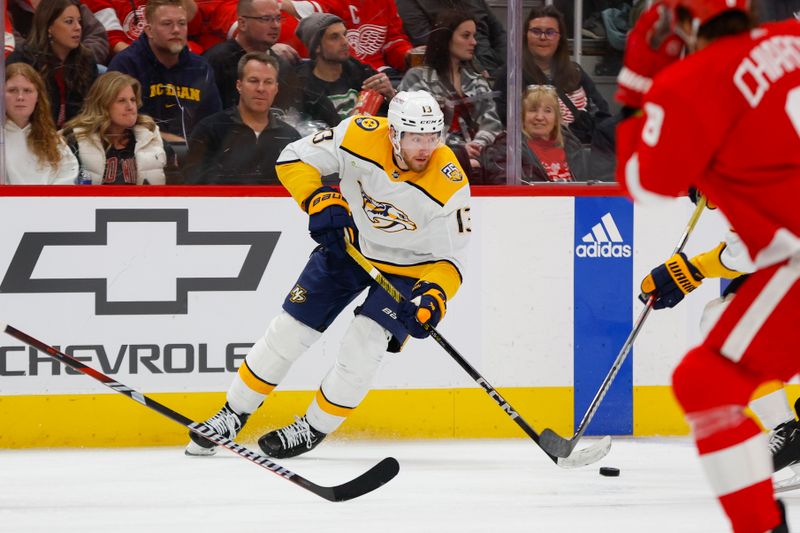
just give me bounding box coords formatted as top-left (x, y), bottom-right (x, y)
top-left (733, 34), bottom-right (800, 107)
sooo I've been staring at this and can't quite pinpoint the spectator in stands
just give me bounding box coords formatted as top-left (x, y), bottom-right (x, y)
top-left (493, 4), bottom-right (610, 144)
top-left (8, 0), bottom-right (109, 65)
top-left (294, 13), bottom-right (395, 126)
top-left (83, 0), bottom-right (199, 58)
top-left (182, 52), bottom-right (299, 184)
top-left (3, 63), bottom-right (79, 185)
top-left (7, 0), bottom-right (99, 129)
top-left (191, 0), bottom-right (305, 60)
top-left (758, 0), bottom-right (800, 21)
top-left (61, 72), bottom-right (168, 185)
top-left (5, 10), bottom-right (16, 57)
top-left (108, 0), bottom-right (222, 144)
top-left (282, 0), bottom-right (419, 79)
top-left (521, 85), bottom-right (585, 182)
top-left (398, 10), bottom-right (502, 182)
top-left (395, 0), bottom-right (506, 78)
top-left (203, 0), bottom-right (301, 111)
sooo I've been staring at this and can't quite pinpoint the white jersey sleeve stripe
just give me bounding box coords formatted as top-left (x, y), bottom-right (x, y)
top-left (721, 257), bottom-right (800, 362)
top-left (93, 7), bottom-right (124, 32)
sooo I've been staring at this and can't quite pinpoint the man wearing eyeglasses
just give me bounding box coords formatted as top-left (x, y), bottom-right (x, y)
top-left (203, 0), bottom-right (302, 112)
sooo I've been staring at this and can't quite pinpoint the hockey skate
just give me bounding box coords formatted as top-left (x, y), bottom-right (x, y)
top-left (258, 415), bottom-right (326, 459)
top-left (771, 398), bottom-right (800, 473)
top-left (185, 402), bottom-right (250, 456)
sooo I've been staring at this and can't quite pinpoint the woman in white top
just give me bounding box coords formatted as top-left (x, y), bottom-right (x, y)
top-left (3, 62), bottom-right (78, 184)
top-left (62, 72), bottom-right (167, 185)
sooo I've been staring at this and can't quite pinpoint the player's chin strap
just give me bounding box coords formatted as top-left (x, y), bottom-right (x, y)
top-left (539, 196), bottom-right (708, 459)
top-left (343, 237), bottom-right (611, 469)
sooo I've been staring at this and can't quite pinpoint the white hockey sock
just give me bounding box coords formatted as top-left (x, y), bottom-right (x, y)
top-left (749, 388), bottom-right (794, 430)
top-left (306, 315), bottom-right (390, 434)
top-left (228, 312), bottom-right (321, 415)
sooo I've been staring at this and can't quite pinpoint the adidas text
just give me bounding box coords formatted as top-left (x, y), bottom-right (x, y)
top-left (575, 242), bottom-right (632, 258)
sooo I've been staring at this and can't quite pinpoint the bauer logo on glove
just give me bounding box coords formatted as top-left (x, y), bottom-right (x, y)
top-left (305, 186), bottom-right (355, 260)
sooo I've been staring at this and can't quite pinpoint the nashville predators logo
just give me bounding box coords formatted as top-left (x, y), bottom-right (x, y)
top-left (288, 284), bottom-right (307, 303)
top-left (441, 162), bottom-right (464, 182)
top-left (355, 117), bottom-right (380, 131)
top-left (359, 183), bottom-right (417, 233)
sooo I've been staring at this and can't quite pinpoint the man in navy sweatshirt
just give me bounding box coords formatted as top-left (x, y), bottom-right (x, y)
top-left (109, 0), bottom-right (221, 143)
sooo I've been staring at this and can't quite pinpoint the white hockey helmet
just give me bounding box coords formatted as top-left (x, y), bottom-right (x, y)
top-left (387, 90), bottom-right (445, 162)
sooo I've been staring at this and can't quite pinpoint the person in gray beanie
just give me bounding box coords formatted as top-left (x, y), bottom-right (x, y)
top-left (291, 12), bottom-right (395, 126)
top-left (295, 12), bottom-right (344, 59)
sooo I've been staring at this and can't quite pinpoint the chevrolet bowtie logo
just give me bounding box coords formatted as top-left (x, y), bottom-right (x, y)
top-left (0, 209), bottom-right (280, 315)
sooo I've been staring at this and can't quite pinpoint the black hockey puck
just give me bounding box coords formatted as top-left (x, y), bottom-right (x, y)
top-left (599, 467), bottom-right (620, 477)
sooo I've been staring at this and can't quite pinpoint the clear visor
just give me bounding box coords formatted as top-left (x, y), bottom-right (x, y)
top-left (399, 131), bottom-right (443, 152)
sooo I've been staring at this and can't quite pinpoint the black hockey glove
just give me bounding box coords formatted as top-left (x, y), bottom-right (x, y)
top-left (687, 187), bottom-right (717, 210)
top-left (305, 186), bottom-right (354, 259)
top-left (640, 252), bottom-right (704, 309)
top-left (398, 281), bottom-right (447, 339)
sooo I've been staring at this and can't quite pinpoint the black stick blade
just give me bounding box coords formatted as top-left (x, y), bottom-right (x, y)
top-left (539, 428), bottom-right (576, 458)
top-left (312, 457), bottom-right (400, 502)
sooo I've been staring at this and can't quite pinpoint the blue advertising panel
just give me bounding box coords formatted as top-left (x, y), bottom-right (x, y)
top-left (574, 197), bottom-right (634, 435)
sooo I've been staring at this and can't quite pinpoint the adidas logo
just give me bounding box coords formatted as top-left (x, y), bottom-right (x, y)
top-left (575, 212), bottom-right (632, 258)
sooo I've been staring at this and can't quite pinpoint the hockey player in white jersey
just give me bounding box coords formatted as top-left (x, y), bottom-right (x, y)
top-left (186, 90), bottom-right (471, 459)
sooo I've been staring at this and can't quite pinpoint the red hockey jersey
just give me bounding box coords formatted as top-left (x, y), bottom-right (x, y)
top-left (618, 20), bottom-right (800, 269)
top-left (293, 0), bottom-right (412, 70)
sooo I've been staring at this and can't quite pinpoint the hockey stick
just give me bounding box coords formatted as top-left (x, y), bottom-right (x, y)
top-left (540, 197), bottom-right (708, 458)
top-left (0, 322), bottom-right (399, 502)
top-left (344, 240), bottom-right (611, 469)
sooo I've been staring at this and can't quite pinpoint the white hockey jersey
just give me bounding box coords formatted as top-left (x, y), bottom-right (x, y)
top-left (276, 116), bottom-right (471, 299)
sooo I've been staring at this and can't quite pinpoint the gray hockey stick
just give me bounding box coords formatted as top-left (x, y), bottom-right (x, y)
top-left (345, 240), bottom-right (610, 468)
top-left (540, 196), bottom-right (708, 458)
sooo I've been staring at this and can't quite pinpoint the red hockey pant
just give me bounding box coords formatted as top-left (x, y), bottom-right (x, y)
top-left (672, 257), bottom-right (800, 533)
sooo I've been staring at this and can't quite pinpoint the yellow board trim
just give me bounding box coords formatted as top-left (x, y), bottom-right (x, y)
top-left (633, 384), bottom-right (800, 436)
top-left (238, 361), bottom-right (276, 396)
top-left (315, 389), bottom-right (353, 418)
top-left (0, 386), bottom-right (572, 448)
top-left (9, 384), bottom-right (793, 447)
top-left (633, 385), bottom-right (690, 436)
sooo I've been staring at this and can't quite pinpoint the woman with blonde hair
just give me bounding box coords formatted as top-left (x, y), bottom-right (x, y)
top-left (3, 62), bottom-right (79, 184)
top-left (63, 72), bottom-right (167, 185)
top-left (520, 85), bottom-right (584, 182)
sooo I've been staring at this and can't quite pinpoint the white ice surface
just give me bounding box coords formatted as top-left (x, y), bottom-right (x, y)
top-left (1, 438), bottom-right (798, 533)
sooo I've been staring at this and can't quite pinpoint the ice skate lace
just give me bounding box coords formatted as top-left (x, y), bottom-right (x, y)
top-left (205, 407), bottom-right (240, 439)
top-left (277, 416), bottom-right (316, 450)
top-left (769, 427), bottom-right (787, 455)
